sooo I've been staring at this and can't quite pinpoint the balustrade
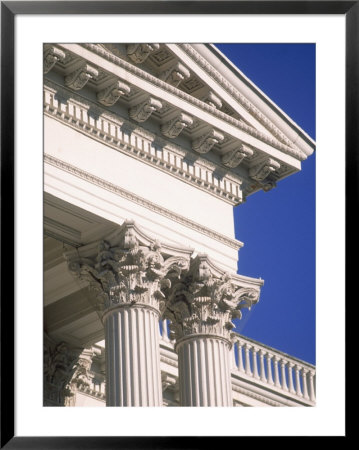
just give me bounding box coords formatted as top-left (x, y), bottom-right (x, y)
top-left (75, 324), bottom-right (315, 405)
top-left (157, 322), bottom-right (315, 404)
top-left (231, 334), bottom-right (315, 403)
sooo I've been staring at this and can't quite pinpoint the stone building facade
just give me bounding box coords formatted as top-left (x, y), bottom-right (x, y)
top-left (43, 43), bottom-right (315, 407)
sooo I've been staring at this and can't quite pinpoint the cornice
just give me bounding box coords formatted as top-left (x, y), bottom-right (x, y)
top-left (179, 44), bottom-right (301, 151)
top-left (44, 82), bottom-right (243, 205)
top-left (78, 44), bottom-right (307, 161)
top-left (44, 154), bottom-right (244, 251)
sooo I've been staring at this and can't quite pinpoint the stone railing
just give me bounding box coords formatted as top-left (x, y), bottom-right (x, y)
top-left (77, 380), bottom-right (106, 401)
top-left (231, 333), bottom-right (316, 404)
top-left (79, 321), bottom-right (316, 406)
top-left (159, 320), bottom-right (316, 405)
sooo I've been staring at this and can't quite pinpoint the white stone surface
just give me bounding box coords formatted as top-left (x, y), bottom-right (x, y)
top-left (177, 337), bottom-right (232, 406)
top-left (42, 42), bottom-right (316, 410)
top-left (104, 306), bottom-right (162, 406)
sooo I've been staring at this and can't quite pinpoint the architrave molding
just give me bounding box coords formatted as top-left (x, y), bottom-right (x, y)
top-left (44, 153), bottom-right (244, 251)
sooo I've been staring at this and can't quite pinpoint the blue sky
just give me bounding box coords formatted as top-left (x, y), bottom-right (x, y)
top-left (215, 44), bottom-right (316, 365)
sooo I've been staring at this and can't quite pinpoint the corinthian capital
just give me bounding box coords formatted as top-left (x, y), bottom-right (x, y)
top-left (65, 221), bottom-right (191, 312)
top-left (163, 254), bottom-right (261, 342)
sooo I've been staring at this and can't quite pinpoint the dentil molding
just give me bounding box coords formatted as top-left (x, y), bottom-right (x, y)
top-left (44, 81), bottom-right (244, 205)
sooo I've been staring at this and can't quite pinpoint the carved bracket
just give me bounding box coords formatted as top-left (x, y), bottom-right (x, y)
top-left (221, 144), bottom-right (254, 168)
top-left (203, 91), bottom-right (222, 109)
top-left (65, 64), bottom-right (99, 91)
top-left (249, 158), bottom-right (280, 182)
top-left (129, 97), bottom-right (163, 122)
top-left (161, 113), bottom-right (193, 138)
top-left (44, 46), bottom-right (66, 74)
top-left (127, 43), bottom-right (160, 64)
top-left (192, 129), bottom-right (224, 154)
top-left (97, 80), bottom-right (131, 106)
top-left (161, 62), bottom-right (191, 87)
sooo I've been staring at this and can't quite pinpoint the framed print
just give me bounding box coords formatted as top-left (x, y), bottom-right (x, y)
top-left (1, 1), bottom-right (355, 447)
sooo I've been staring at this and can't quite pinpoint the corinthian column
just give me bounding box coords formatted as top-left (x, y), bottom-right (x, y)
top-left (66, 221), bottom-right (190, 407)
top-left (164, 254), bottom-right (262, 407)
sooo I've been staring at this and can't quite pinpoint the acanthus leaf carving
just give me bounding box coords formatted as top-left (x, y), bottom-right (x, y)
top-left (63, 347), bottom-right (99, 406)
top-left (192, 129), bottom-right (224, 154)
top-left (44, 46), bottom-right (66, 74)
top-left (129, 97), bottom-right (162, 122)
top-left (163, 254), bottom-right (261, 343)
top-left (97, 80), bottom-right (131, 106)
top-left (65, 64), bottom-right (99, 91)
top-left (161, 113), bottom-right (193, 138)
top-left (127, 43), bottom-right (160, 64)
top-left (66, 222), bottom-right (190, 313)
top-left (44, 341), bottom-right (82, 406)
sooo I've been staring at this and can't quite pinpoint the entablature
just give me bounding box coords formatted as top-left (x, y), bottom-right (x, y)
top-left (44, 43), bottom-right (313, 201)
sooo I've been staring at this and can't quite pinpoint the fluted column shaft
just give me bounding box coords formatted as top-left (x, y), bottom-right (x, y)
top-left (164, 254), bottom-right (262, 408)
top-left (103, 304), bottom-right (162, 406)
top-left (65, 221), bottom-right (193, 408)
top-left (176, 336), bottom-right (233, 406)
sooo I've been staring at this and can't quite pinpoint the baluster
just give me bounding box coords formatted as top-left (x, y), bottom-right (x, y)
top-left (244, 343), bottom-right (252, 376)
top-left (231, 340), bottom-right (238, 370)
top-left (237, 340), bottom-right (245, 373)
top-left (308, 370), bottom-right (316, 402)
top-left (162, 319), bottom-right (170, 342)
top-left (288, 362), bottom-right (296, 394)
top-left (259, 349), bottom-right (267, 382)
top-left (295, 365), bottom-right (303, 397)
top-left (273, 356), bottom-right (281, 387)
top-left (301, 368), bottom-right (309, 400)
top-left (252, 347), bottom-right (260, 379)
top-left (266, 353), bottom-right (274, 385)
top-left (280, 359), bottom-right (289, 391)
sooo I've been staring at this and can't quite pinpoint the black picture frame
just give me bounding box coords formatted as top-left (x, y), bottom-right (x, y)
top-left (1, 1), bottom-right (354, 447)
